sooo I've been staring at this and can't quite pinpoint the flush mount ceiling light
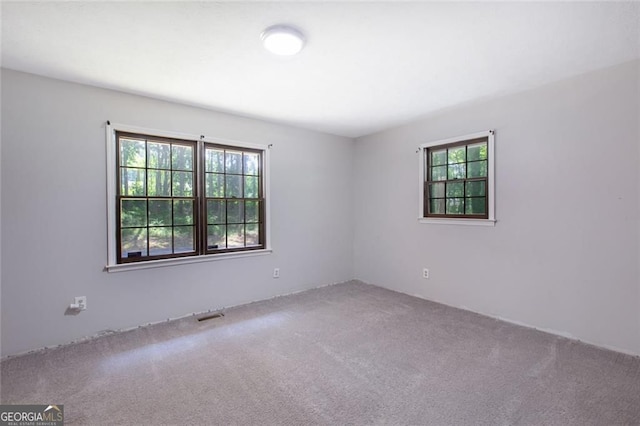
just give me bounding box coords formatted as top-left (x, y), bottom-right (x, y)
top-left (261, 25), bottom-right (305, 56)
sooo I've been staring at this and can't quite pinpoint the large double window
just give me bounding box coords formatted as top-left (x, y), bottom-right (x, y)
top-left (107, 124), bottom-right (269, 269)
top-left (419, 130), bottom-right (495, 225)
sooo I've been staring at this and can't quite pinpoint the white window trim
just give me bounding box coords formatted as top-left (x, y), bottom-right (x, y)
top-left (418, 130), bottom-right (496, 226)
top-left (105, 122), bottom-right (272, 272)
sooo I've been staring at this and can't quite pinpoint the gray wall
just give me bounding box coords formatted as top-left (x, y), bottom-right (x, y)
top-left (3, 60), bottom-right (639, 358)
top-left (1, 69), bottom-right (355, 357)
top-left (353, 60), bottom-right (640, 355)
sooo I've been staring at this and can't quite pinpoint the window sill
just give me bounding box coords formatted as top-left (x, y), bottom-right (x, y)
top-left (418, 218), bottom-right (496, 227)
top-left (105, 249), bottom-right (273, 273)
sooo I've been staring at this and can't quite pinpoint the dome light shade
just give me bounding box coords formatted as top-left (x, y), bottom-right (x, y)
top-left (261, 25), bottom-right (305, 56)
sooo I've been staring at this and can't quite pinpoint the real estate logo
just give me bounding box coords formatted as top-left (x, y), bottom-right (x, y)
top-left (0, 404), bottom-right (63, 426)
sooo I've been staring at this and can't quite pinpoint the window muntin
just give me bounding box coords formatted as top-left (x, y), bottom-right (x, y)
top-left (114, 131), bottom-right (265, 265)
top-left (424, 137), bottom-right (489, 219)
top-left (204, 144), bottom-right (264, 253)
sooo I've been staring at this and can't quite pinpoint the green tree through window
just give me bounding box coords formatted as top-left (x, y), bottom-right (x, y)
top-left (204, 145), bottom-right (263, 252)
top-left (423, 134), bottom-right (492, 220)
top-left (115, 131), bottom-right (265, 264)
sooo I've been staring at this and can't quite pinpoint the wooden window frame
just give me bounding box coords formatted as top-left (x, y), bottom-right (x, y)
top-left (202, 143), bottom-right (266, 256)
top-left (116, 131), bottom-right (200, 263)
top-left (106, 123), bottom-right (271, 271)
top-left (418, 130), bottom-right (496, 226)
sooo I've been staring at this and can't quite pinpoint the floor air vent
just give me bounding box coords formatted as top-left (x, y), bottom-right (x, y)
top-left (198, 312), bottom-right (225, 322)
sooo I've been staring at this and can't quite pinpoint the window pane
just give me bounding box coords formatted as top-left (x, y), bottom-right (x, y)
top-left (147, 170), bottom-right (171, 196)
top-left (468, 160), bottom-right (487, 178)
top-left (429, 199), bottom-right (445, 214)
top-left (448, 147), bottom-right (466, 164)
top-left (466, 181), bottom-right (486, 197)
top-left (173, 200), bottom-right (194, 225)
top-left (225, 175), bottom-right (242, 198)
top-left (207, 200), bottom-right (225, 224)
top-left (244, 176), bottom-right (258, 198)
top-left (207, 225), bottom-right (226, 249)
top-left (227, 200), bottom-right (244, 224)
top-left (246, 224), bottom-right (260, 246)
top-left (448, 164), bottom-right (466, 180)
top-left (120, 168), bottom-right (146, 196)
top-left (225, 151), bottom-right (242, 174)
top-left (206, 149), bottom-right (224, 173)
top-left (467, 142), bottom-right (487, 161)
top-left (172, 171), bottom-right (193, 196)
top-left (446, 182), bottom-right (464, 197)
top-left (147, 142), bottom-right (171, 169)
top-left (174, 226), bottom-right (195, 253)
top-left (149, 227), bottom-right (172, 256)
top-left (430, 166), bottom-right (447, 181)
top-left (121, 199), bottom-right (147, 227)
top-left (245, 200), bottom-right (260, 223)
top-left (120, 138), bottom-right (146, 168)
top-left (465, 197), bottom-right (486, 215)
top-left (227, 224), bottom-right (245, 248)
top-left (430, 149), bottom-right (447, 166)
top-left (423, 135), bottom-right (492, 220)
top-left (121, 228), bottom-right (147, 257)
top-left (206, 173), bottom-right (224, 198)
top-left (148, 199), bottom-right (172, 226)
top-left (446, 198), bottom-right (464, 214)
top-left (428, 182), bottom-right (444, 198)
top-left (172, 145), bottom-right (193, 171)
top-left (244, 153), bottom-right (259, 175)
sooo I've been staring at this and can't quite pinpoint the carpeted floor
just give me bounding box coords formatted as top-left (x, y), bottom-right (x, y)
top-left (2, 280), bottom-right (639, 425)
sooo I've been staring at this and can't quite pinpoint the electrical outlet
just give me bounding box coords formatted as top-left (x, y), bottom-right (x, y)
top-left (273, 268), bottom-right (280, 278)
top-left (74, 296), bottom-right (87, 310)
top-left (422, 268), bottom-right (429, 279)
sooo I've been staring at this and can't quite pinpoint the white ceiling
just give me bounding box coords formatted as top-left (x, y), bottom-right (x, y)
top-left (2, 1), bottom-right (639, 138)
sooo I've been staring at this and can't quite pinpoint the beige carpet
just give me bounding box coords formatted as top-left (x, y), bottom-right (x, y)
top-left (2, 280), bottom-right (640, 425)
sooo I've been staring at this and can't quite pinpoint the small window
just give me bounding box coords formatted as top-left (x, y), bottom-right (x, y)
top-left (419, 131), bottom-right (495, 225)
top-left (107, 124), bottom-right (270, 269)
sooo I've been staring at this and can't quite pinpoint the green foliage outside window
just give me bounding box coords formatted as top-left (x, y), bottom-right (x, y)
top-left (426, 139), bottom-right (488, 218)
top-left (116, 132), bottom-right (264, 263)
